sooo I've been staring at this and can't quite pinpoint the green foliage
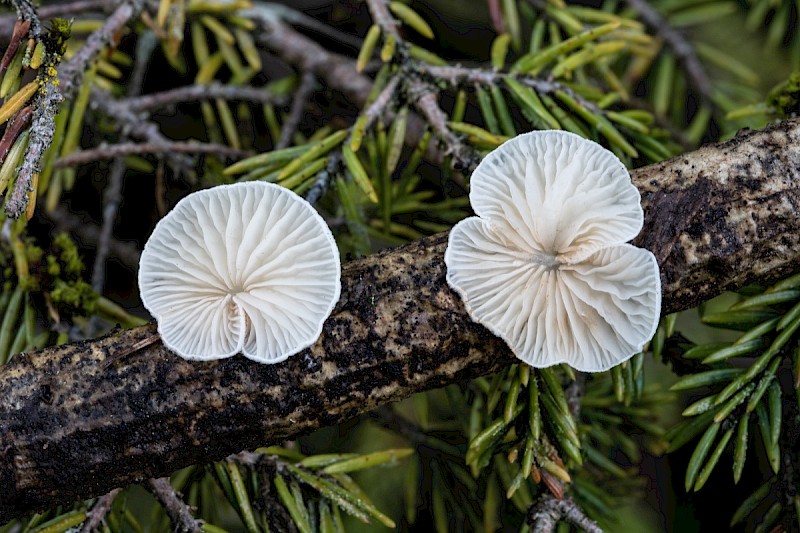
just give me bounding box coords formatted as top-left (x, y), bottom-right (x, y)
top-left (664, 275), bottom-right (800, 528)
top-left (744, 0), bottom-right (800, 65)
top-left (458, 358), bottom-right (671, 530)
top-left (152, 448), bottom-right (410, 532)
top-left (0, 0), bottom-right (798, 530)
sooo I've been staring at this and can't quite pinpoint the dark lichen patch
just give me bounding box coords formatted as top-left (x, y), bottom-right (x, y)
top-left (39, 383), bottom-right (53, 405)
top-left (755, 189), bottom-right (800, 236)
top-left (406, 332), bottom-right (478, 377)
top-left (339, 330), bottom-right (386, 368)
top-left (756, 151), bottom-right (782, 176)
top-left (300, 352), bottom-right (321, 373)
top-left (732, 162), bottom-right (762, 192)
top-left (634, 176), bottom-right (714, 263)
top-left (322, 364), bottom-right (392, 402)
top-left (687, 204), bottom-right (735, 243)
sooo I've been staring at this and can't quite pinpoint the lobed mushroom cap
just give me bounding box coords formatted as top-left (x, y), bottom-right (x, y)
top-left (139, 181), bottom-right (341, 364)
top-left (445, 131), bottom-right (661, 372)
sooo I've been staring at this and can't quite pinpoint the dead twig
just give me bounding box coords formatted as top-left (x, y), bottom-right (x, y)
top-left (527, 495), bottom-right (603, 533)
top-left (126, 82), bottom-right (283, 112)
top-left (80, 488), bottom-right (121, 533)
top-left (275, 70), bottom-right (316, 150)
top-left (623, 0), bottom-right (712, 101)
top-left (55, 142), bottom-right (249, 167)
top-left (147, 477), bottom-right (203, 533)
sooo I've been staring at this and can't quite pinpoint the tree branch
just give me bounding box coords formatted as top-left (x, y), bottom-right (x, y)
top-left (246, 12), bottom-right (451, 172)
top-left (0, 117), bottom-right (799, 520)
top-left (527, 494), bottom-right (603, 533)
top-left (125, 82), bottom-right (283, 112)
top-left (6, 0), bottom-right (41, 38)
top-left (247, 7), bottom-right (373, 107)
top-left (623, 0), bottom-right (712, 101)
top-left (5, 0), bottom-right (145, 218)
top-left (275, 70), bottom-right (316, 150)
top-left (146, 477), bottom-right (203, 532)
top-left (0, 1), bottom-right (117, 38)
top-left (58, 0), bottom-right (144, 101)
top-left (365, 0), bottom-right (400, 37)
top-left (54, 141), bottom-right (250, 167)
top-left (89, 87), bottom-right (196, 172)
top-left (80, 488), bottom-right (121, 533)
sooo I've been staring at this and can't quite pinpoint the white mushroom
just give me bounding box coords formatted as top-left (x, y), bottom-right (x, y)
top-left (444, 131), bottom-right (661, 372)
top-left (138, 181), bottom-right (341, 364)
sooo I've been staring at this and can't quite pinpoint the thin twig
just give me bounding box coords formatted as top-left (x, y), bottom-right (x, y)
top-left (248, 8), bottom-right (373, 106)
top-left (58, 0), bottom-right (144, 101)
top-left (360, 75), bottom-right (400, 132)
top-left (421, 64), bottom-right (561, 93)
top-left (407, 79), bottom-right (480, 176)
top-left (421, 64), bottom-right (608, 117)
top-left (80, 488), bottom-right (121, 533)
top-left (250, 9), bottom-right (466, 176)
top-left (0, 0), bottom-right (115, 37)
top-left (90, 87), bottom-right (196, 172)
top-left (91, 30), bottom-right (154, 300)
top-left (7, 0), bottom-right (41, 37)
top-left (5, 0), bottom-right (145, 218)
top-left (146, 477), bottom-right (203, 533)
top-left (623, 0), bottom-right (711, 100)
top-left (100, 333), bottom-right (160, 369)
top-left (55, 141), bottom-right (250, 167)
top-left (527, 495), bottom-right (604, 533)
top-left (365, 0), bottom-right (400, 36)
top-left (91, 157), bottom-right (126, 295)
top-left (406, 81), bottom-right (449, 139)
top-left (275, 70), bottom-right (316, 149)
top-left (343, 1), bottom-right (476, 178)
top-left (422, 63), bottom-right (696, 149)
top-left (126, 82), bottom-right (283, 112)
top-left (4, 76), bottom-right (62, 218)
top-left (304, 148), bottom-right (340, 205)
top-left (565, 372), bottom-right (586, 419)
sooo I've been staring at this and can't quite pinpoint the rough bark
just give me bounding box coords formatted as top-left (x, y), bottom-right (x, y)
top-left (0, 118), bottom-right (799, 520)
top-left (633, 121), bottom-right (800, 310)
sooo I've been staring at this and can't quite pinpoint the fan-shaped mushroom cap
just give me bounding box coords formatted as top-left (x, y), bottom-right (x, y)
top-left (139, 182), bottom-right (341, 364)
top-left (445, 131), bottom-right (661, 372)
